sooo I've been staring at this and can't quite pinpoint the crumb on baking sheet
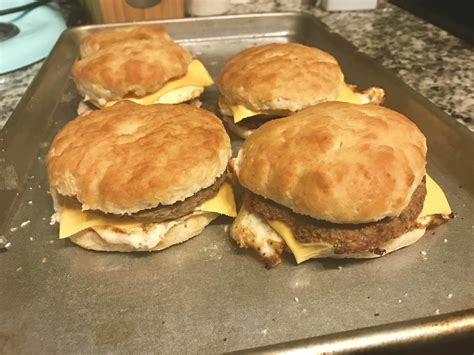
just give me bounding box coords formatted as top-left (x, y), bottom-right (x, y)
top-left (434, 308), bottom-right (440, 315)
top-left (20, 220), bottom-right (31, 228)
top-left (41, 257), bottom-right (48, 264)
top-left (420, 250), bottom-right (428, 260)
top-left (294, 297), bottom-right (299, 303)
top-left (16, 266), bottom-right (23, 272)
top-left (447, 293), bottom-right (453, 299)
top-left (10, 227), bottom-right (18, 232)
top-left (200, 244), bottom-right (218, 252)
top-left (49, 214), bottom-right (57, 225)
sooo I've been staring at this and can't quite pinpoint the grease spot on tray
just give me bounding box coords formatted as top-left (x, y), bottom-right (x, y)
top-left (200, 243), bottom-right (222, 259)
top-left (95, 321), bottom-right (133, 346)
top-left (60, 87), bottom-right (78, 103)
top-left (0, 333), bottom-right (12, 353)
top-left (0, 163), bottom-right (18, 190)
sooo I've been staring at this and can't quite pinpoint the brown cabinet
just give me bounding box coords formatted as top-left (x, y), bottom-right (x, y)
top-left (81, 0), bottom-right (184, 23)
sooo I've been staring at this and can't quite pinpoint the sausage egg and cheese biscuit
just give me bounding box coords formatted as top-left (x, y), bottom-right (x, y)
top-left (231, 102), bottom-right (452, 267)
top-left (47, 102), bottom-right (236, 252)
top-left (72, 25), bottom-right (214, 109)
top-left (218, 43), bottom-right (384, 138)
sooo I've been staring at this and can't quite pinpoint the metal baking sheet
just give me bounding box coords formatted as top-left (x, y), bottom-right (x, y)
top-left (0, 13), bottom-right (473, 353)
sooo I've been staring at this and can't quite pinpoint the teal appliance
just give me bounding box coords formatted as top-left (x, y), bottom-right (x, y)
top-left (0, 0), bottom-right (66, 74)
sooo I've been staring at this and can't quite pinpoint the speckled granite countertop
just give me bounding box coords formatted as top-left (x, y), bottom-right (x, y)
top-left (1, 1), bottom-right (473, 131)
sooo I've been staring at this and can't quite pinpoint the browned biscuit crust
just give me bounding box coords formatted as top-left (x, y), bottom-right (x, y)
top-left (72, 39), bottom-right (192, 101)
top-left (47, 102), bottom-right (231, 214)
top-left (234, 102), bottom-right (427, 223)
top-left (246, 177), bottom-right (426, 255)
top-left (218, 43), bottom-right (344, 112)
top-left (80, 25), bottom-right (171, 57)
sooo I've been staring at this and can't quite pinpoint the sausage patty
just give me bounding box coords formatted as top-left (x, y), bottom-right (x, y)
top-left (130, 173), bottom-right (225, 221)
top-left (246, 177), bottom-right (427, 255)
top-left (67, 173), bottom-right (225, 222)
top-left (236, 114), bottom-right (283, 130)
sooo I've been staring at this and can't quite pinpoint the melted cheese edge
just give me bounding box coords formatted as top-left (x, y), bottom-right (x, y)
top-left (268, 175), bottom-right (452, 264)
top-left (91, 60), bottom-right (214, 108)
top-left (231, 84), bottom-right (362, 123)
top-left (336, 84), bottom-right (363, 104)
top-left (59, 180), bottom-right (236, 239)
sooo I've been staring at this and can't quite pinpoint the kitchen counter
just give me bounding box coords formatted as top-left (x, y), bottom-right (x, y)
top-left (1, 1), bottom-right (472, 132)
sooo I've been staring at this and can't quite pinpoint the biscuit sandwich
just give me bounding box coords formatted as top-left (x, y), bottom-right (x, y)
top-left (72, 25), bottom-right (214, 109)
top-left (218, 43), bottom-right (384, 138)
top-left (47, 102), bottom-right (236, 252)
top-left (231, 102), bottom-right (453, 267)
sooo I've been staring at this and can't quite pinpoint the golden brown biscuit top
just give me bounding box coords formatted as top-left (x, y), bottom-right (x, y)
top-left (234, 102), bottom-right (427, 223)
top-left (219, 43), bottom-right (344, 112)
top-left (47, 102), bottom-right (231, 214)
top-left (72, 39), bottom-right (192, 101)
top-left (80, 25), bottom-right (171, 57)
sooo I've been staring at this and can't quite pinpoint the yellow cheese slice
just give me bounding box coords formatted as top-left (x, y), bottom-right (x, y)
top-left (335, 84), bottom-right (362, 104)
top-left (419, 174), bottom-right (452, 217)
top-left (231, 84), bottom-right (361, 123)
top-left (197, 180), bottom-right (237, 217)
top-left (268, 220), bottom-right (332, 264)
top-left (59, 205), bottom-right (142, 239)
top-left (231, 105), bottom-right (262, 123)
top-left (268, 174), bottom-right (451, 264)
top-left (230, 106), bottom-right (291, 124)
top-left (92, 60), bottom-right (214, 108)
top-left (59, 180), bottom-right (236, 239)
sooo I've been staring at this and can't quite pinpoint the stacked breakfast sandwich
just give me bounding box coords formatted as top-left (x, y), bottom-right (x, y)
top-left (218, 43), bottom-right (384, 138)
top-left (72, 25), bottom-right (214, 109)
top-left (230, 102), bottom-right (452, 267)
top-left (47, 102), bottom-right (236, 252)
